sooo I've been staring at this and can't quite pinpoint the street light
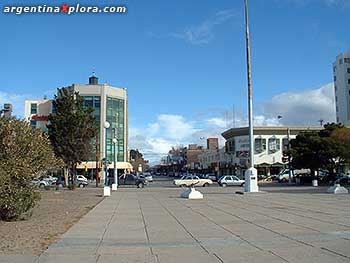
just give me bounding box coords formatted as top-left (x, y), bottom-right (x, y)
top-left (244, 0), bottom-right (258, 192)
top-left (103, 121), bottom-right (111, 196)
top-left (112, 128), bottom-right (118, 191)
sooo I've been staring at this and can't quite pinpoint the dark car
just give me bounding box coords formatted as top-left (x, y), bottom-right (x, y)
top-left (118, 174), bottom-right (146, 188)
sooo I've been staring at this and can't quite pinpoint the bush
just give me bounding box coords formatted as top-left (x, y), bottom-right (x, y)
top-left (0, 118), bottom-right (63, 221)
top-left (0, 172), bottom-right (41, 220)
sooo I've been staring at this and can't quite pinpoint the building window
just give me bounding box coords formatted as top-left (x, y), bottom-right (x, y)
top-left (340, 58), bottom-right (343, 65)
top-left (30, 120), bottom-right (37, 128)
top-left (282, 138), bottom-right (289, 151)
top-left (335, 96), bottom-right (338, 102)
top-left (333, 65), bottom-right (337, 72)
top-left (335, 85), bottom-right (337, 92)
top-left (348, 68), bottom-right (350, 74)
top-left (268, 137), bottom-right (280, 154)
top-left (254, 138), bottom-right (266, 154)
top-left (106, 97), bottom-right (125, 162)
top-left (348, 79), bottom-right (350, 85)
top-left (334, 76), bottom-right (336, 81)
top-left (336, 105), bottom-right (339, 112)
top-left (30, 103), bottom-right (37, 114)
top-left (345, 58), bottom-right (350, 63)
top-left (82, 96), bottom-right (101, 161)
top-left (337, 117), bottom-right (339, 123)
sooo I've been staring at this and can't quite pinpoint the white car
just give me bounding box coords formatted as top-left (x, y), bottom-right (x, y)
top-left (174, 175), bottom-right (213, 187)
top-left (218, 175), bottom-right (245, 187)
top-left (77, 175), bottom-right (88, 182)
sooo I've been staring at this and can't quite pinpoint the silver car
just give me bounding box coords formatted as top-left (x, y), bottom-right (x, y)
top-left (218, 175), bottom-right (245, 187)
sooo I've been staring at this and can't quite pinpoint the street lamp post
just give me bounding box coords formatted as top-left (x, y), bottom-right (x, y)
top-left (103, 121), bottom-right (111, 196)
top-left (112, 128), bottom-right (118, 191)
top-left (244, 0), bottom-right (258, 192)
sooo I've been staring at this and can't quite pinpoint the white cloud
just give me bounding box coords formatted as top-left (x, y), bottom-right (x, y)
top-left (260, 83), bottom-right (335, 126)
top-left (171, 9), bottom-right (239, 45)
top-left (129, 83), bottom-right (336, 164)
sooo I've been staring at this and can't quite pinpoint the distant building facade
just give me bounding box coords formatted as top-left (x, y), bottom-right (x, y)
top-left (24, 99), bottom-right (52, 131)
top-left (334, 52), bottom-right (350, 125)
top-left (185, 144), bottom-right (204, 170)
top-left (222, 126), bottom-right (322, 176)
top-left (207, 138), bottom-right (219, 151)
top-left (24, 75), bottom-right (129, 180)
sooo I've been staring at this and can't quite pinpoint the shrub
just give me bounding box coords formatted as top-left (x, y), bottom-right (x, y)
top-left (0, 118), bottom-right (63, 221)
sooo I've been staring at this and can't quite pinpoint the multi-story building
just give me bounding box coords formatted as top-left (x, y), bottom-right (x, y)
top-left (207, 137), bottom-right (219, 151)
top-left (198, 147), bottom-right (235, 177)
top-left (222, 126), bottom-right (321, 176)
top-left (24, 75), bottom-right (130, 180)
top-left (24, 99), bottom-right (51, 131)
top-left (334, 52), bottom-right (350, 125)
top-left (185, 144), bottom-right (204, 170)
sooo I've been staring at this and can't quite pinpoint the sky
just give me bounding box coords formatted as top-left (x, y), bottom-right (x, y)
top-left (0, 0), bottom-right (348, 163)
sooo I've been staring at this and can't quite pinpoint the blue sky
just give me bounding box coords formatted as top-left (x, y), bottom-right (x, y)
top-left (0, 0), bottom-right (348, 162)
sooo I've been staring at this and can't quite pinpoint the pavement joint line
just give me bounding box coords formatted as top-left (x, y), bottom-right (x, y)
top-left (206, 203), bottom-right (315, 248)
top-left (267, 250), bottom-right (290, 263)
top-left (234, 195), bottom-right (350, 228)
top-left (242, 195), bottom-right (350, 227)
top-left (137, 193), bottom-right (160, 263)
top-left (214, 198), bottom-right (324, 234)
top-left (176, 199), bottom-right (264, 252)
top-left (95, 193), bottom-right (124, 263)
top-left (177, 199), bottom-right (296, 263)
top-left (150, 192), bottom-right (223, 263)
top-left (320, 247), bottom-right (350, 259)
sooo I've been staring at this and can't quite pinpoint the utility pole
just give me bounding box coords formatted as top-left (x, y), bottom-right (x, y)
top-left (95, 133), bottom-right (99, 187)
top-left (244, 0), bottom-right (258, 192)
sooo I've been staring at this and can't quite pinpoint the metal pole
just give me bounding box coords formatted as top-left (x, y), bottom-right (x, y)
top-left (113, 128), bottom-right (118, 190)
top-left (245, 0), bottom-right (254, 169)
top-left (95, 133), bottom-right (99, 187)
top-left (105, 127), bottom-right (108, 186)
top-left (244, 0), bottom-right (258, 192)
top-left (287, 127), bottom-right (293, 184)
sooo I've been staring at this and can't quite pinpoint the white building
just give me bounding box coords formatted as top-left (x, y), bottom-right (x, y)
top-left (24, 75), bottom-right (131, 180)
top-left (334, 52), bottom-right (350, 125)
top-left (222, 126), bottom-right (321, 176)
top-left (24, 99), bottom-right (52, 131)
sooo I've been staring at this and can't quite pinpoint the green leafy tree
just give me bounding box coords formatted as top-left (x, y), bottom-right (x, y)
top-left (47, 88), bottom-right (98, 186)
top-left (0, 117), bottom-right (63, 220)
top-left (288, 123), bottom-right (350, 181)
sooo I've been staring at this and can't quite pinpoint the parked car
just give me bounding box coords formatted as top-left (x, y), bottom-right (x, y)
top-left (142, 172), bottom-right (153, 182)
top-left (77, 175), bottom-right (88, 182)
top-left (174, 175), bottom-right (213, 187)
top-left (206, 174), bottom-right (218, 182)
top-left (118, 174), bottom-right (146, 188)
top-left (55, 176), bottom-right (89, 188)
top-left (31, 178), bottom-right (51, 188)
top-left (218, 175), bottom-right (245, 187)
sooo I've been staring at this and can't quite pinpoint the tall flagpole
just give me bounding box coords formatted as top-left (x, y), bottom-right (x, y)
top-left (244, 0), bottom-right (259, 192)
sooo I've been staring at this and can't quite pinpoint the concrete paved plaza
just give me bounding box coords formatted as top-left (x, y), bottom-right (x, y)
top-left (4, 184), bottom-right (350, 263)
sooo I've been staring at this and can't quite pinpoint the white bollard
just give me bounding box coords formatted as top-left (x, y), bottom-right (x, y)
top-left (103, 186), bottom-right (111, 196)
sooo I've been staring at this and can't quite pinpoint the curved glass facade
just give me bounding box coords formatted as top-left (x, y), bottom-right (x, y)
top-left (106, 97), bottom-right (124, 162)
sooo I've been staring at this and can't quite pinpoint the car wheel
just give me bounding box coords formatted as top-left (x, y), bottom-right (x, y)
top-left (222, 183), bottom-right (227, 187)
top-left (137, 183), bottom-right (144, 188)
top-left (79, 184), bottom-right (84, 188)
top-left (241, 183), bottom-right (245, 187)
top-left (39, 183), bottom-right (45, 188)
top-left (203, 183), bottom-right (209, 187)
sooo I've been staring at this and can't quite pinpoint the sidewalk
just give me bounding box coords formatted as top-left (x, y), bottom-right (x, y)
top-left (4, 186), bottom-right (350, 263)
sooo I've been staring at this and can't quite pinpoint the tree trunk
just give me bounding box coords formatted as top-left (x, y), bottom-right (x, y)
top-left (64, 167), bottom-right (69, 186)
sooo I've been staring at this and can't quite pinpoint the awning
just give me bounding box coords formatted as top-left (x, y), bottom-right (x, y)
top-left (77, 161), bottom-right (133, 171)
